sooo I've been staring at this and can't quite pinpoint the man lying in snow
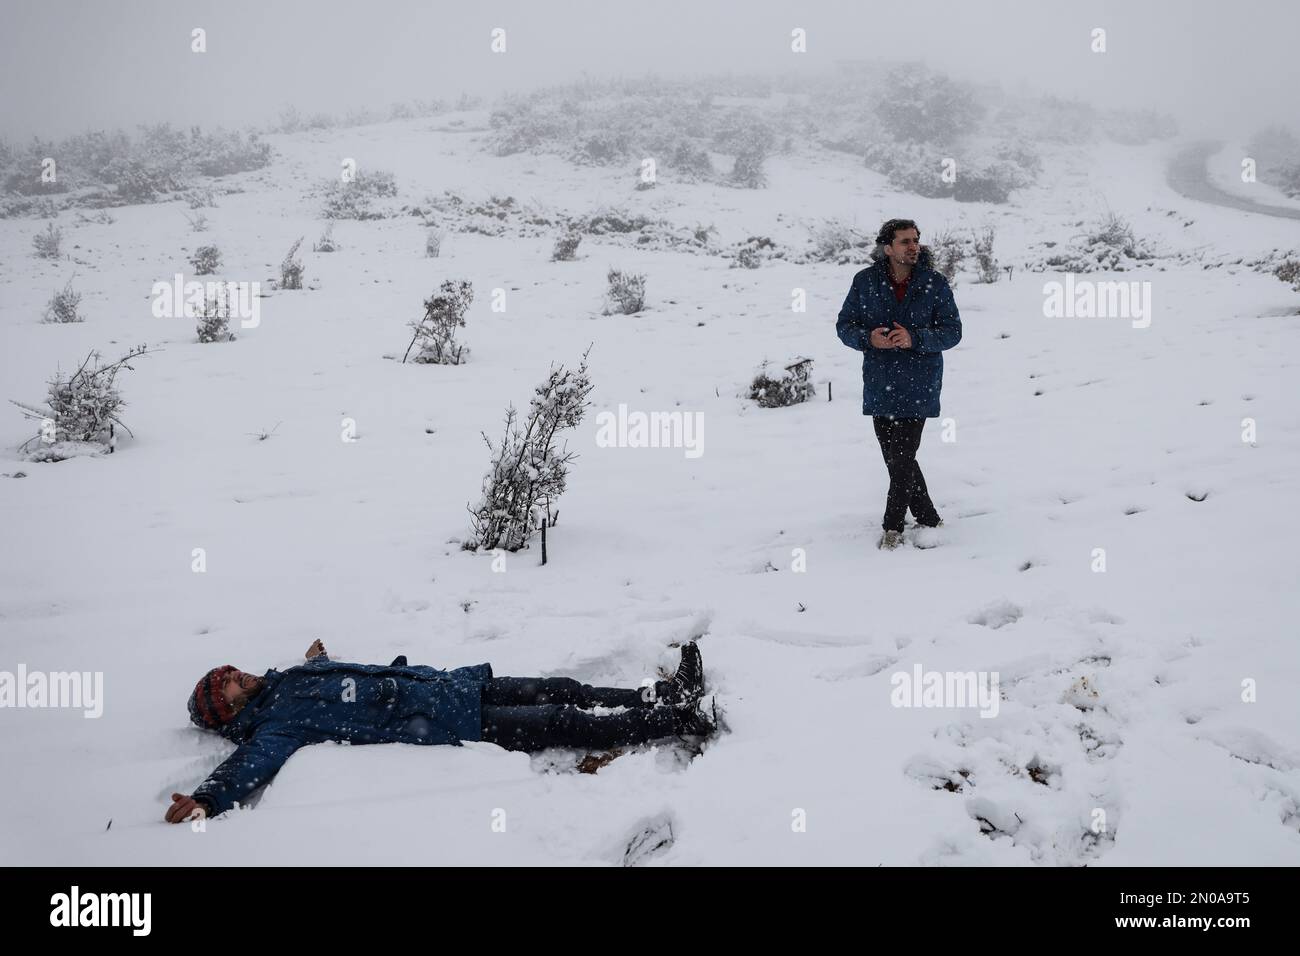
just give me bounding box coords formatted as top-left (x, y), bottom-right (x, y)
top-left (165, 639), bottom-right (713, 823)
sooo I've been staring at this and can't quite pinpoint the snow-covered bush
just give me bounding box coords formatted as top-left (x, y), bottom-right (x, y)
top-left (403, 280), bottom-right (473, 364)
top-left (728, 142), bottom-right (768, 188)
top-left (196, 295), bottom-right (235, 343)
top-left (993, 139), bottom-right (1044, 177)
top-left (604, 268), bottom-right (645, 314)
top-left (551, 230), bottom-right (581, 261)
top-left (425, 228), bottom-right (444, 258)
top-left (465, 350), bottom-right (594, 552)
top-left (10, 344), bottom-right (153, 457)
top-left (183, 211), bottom-right (209, 232)
top-left (192, 131), bottom-right (271, 177)
top-left (863, 141), bottom-right (949, 199)
top-left (189, 244), bottom-right (222, 275)
top-left (973, 226), bottom-right (999, 283)
top-left (733, 236), bottom-right (777, 269)
top-left (671, 141), bottom-right (714, 181)
top-left (875, 72), bottom-right (984, 144)
top-left (32, 221), bottom-right (62, 258)
top-left (931, 228), bottom-right (967, 283)
top-left (99, 156), bottom-right (180, 203)
top-left (1026, 212), bottom-right (1156, 273)
top-left (955, 161), bottom-right (1025, 204)
top-left (42, 279), bottom-right (82, 323)
top-left (805, 221), bottom-right (871, 265)
top-left (749, 358), bottom-right (815, 408)
top-left (313, 222), bottom-right (337, 253)
top-left (280, 236), bottom-right (305, 289)
top-left (320, 168), bottom-right (398, 220)
top-left (183, 187), bottom-right (216, 208)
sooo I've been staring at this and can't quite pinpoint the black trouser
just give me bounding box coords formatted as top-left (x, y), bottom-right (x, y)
top-left (479, 677), bottom-right (675, 752)
top-left (873, 416), bottom-right (941, 532)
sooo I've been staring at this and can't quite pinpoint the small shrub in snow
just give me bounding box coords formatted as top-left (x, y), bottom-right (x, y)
top-left (403, 279), bottom-right (473, 364)
top-left (604, 268), bottom-right (645, 314)
top-left (32, 221), bottom-right (62, 258)
top-left (312, 222), bottom-right (338, 253)
top-left (581, 206), bottom-right (652, 236)
top-left (183, 211), bottom-right (208, 232)
top-left (189, 244), bottom-right (222, 275)
top-left (75, 210), bottom-right (116, 226)
top-left (42, 279), bottom-right (83, 323)
top-left (973, 226), bottom-right (999, 283)
top-left (1027, 212), bottom-right (1157, 273)
top-left (806, 221), bottom-right (870, 265)
top-left (10, 344), bottom-right (153, 456)
top-left (551, 230), bottom-right (581, 261)
top-left (466, 350), bottom-right (594, 552)
top-left (425, 228), bottom-right (444, 258)
top-left (749, 357), bottom-right (815, 408)
top-left (280, 236), bottom-right (305, 289)
top-left (196, 295), bottom-right (235, 342)
top-left (728, 138), bottom-right (769, 189)
top-left (184, 187), bottom-right (216, 209)
top-left (931, 228), bottom-right (967, 283)
top-left (733, 236), bottom-right (776, 269)
top-left (1090, 211), bottom-right (1138, 253)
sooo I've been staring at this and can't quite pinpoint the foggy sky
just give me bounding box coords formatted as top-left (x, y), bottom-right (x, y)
top-left (1, 0), bottom-right (1294, 143)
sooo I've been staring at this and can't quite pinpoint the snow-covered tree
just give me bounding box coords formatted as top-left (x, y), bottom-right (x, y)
top-left (10, 344), bottom-right (154, 457)
top-left (42, 279), bottom-right (83, 323)
top-left (403, 280), bottom-right (473, 364)
top-left (189, 244), bottom-right (221, 275)
top-left (280, 236), bottom-right (305, 289)
top-left (466, 349), bottom-right (594, 552)
top-left (196, 294), bottom-right (235, 343)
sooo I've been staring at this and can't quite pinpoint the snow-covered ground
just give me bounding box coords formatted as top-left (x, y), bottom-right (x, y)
top-left (2, 115), bottom-right (1299, 865)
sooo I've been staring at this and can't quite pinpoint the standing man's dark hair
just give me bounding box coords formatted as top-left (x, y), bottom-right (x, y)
top-left (835, 217), bottom-right (963, 549)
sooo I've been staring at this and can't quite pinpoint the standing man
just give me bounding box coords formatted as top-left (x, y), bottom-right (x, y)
top-left (836, 219), bottom-right (962, 550)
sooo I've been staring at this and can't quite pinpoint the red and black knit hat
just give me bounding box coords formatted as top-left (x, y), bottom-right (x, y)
top-left (188, 665), bottom-right (238, 730)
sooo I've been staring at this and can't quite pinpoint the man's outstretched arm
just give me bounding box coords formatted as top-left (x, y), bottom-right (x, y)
top-left (168, 729), bottom-right (310, 822)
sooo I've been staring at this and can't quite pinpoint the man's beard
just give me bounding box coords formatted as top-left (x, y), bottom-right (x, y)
top-left (233, 677), bottom-right (264, 711)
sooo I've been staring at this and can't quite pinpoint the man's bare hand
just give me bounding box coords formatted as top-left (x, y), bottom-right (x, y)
top-left (887, 321), bottom-right (912, 349)
top-left (869, 327), bottom-right (894, 349)
top-left (306, 639), bottom-right (327, 660)
top-left (166, 792), bottom-right (207, 824)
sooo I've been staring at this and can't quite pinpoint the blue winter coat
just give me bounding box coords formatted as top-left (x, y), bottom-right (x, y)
top-left (193, 655), bottom-right (493, 816)
top-left (835, 247), bottom-right (962, 418)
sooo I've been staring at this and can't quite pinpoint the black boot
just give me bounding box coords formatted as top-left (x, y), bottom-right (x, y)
top-left (661, 641), bottom-right (705, 707)
top-left (671, 695), bottom-right (717, 739)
